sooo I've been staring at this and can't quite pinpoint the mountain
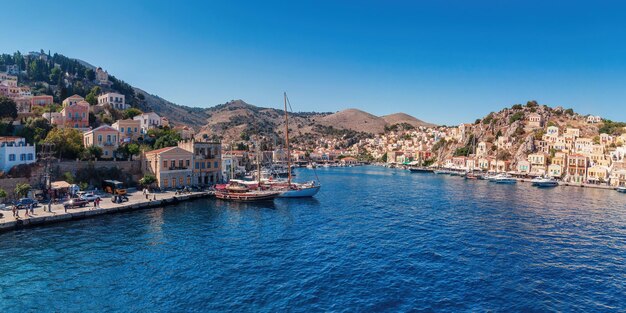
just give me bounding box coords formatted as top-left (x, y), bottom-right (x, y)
top-left (316, 109), bottom-right (387, 134)
top-left (382, 113), bottom-right (436, 128)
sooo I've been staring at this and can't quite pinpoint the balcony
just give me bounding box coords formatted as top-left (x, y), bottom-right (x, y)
top-left (168, 166), bottom-right (189, 171)
top-left (103, 142), bottom-right (116, 146)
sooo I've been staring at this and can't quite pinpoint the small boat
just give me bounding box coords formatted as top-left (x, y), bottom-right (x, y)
top-left (531, 177), bottom-right (559, 188)
top-left (465, 172), bottom-right (480, 180)
top-left (617, 187), bottom-right (626, 193)
top-left (276, 181), bottom-right (321, 198)
top-left (409, 167), bottom-right (433, 173)
top-left (494, 174), bottom-right (517, 184)
top-left (215, 182), bottom-right (280, 202)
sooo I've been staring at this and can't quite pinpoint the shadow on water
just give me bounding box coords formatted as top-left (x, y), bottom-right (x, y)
top-left (213, 199), bottom-right (278, 210)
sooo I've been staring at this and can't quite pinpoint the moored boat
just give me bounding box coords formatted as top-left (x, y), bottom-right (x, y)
top-left (494, 173), bottom-right (517, 184)
top-left (215, 182), bottom-right (280, 201)
top-left (409, 167), bottom-right (433, 173)
top-left (617, 186), bottom-right (626, 193)
top-left (531, 177), bottom-right (559, 187)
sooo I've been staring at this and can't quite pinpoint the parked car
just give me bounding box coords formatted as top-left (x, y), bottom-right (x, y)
top-left (64, 198), bottom-right (89, 210)
top-left (15, 198), bottom-right (38, 209)
top-left (80, 193), bottom-right (101, 202)
top-left (111, 195), bottom-right (129, 203)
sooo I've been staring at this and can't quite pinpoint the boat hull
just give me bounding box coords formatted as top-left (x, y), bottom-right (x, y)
top-left (215, 191), bottom-right (280, 202)
top-left (532, 182), bottom-right (559, 187)
top-left (279, 185), bottom-right (321, 198)
top-left (617, 187), bottom-right (626, 193)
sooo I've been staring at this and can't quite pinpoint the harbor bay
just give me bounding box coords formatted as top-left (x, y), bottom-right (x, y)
top-left (1, 166), bottom-right (624, 312)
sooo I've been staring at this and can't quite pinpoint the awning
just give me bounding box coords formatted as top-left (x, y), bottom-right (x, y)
top-left (51, 181), bottom-right (71, 190)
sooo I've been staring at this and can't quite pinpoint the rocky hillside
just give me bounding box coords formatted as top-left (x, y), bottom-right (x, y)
top-left (382, 113), bottom-right (436, 128)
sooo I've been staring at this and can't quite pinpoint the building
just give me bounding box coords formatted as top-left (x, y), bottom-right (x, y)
top-left (528, 153), bottom-right (548, 175)
top-left (143, 146), bottom-right (194, 188)
top-left (517, 160), bottom-right (531, 174)
top-left (95, 67), bottom-right (110, 86)
top-left (62, 94), bottom-right (84, 107)
top-left (57, 100), bottom-right (89, 129)
top-left (112, 119), bottom-right (142, 142)
top-left (178, 139), bottom-right (222, 185)
top-left (587, 165), bottom-right (610, 184)
top-left (548, 164), bottom-right (563, 178)
top-left (83, 125), bottom-right (121, 159)
top-left (587, 115), bottom-right (602, 123)
top-left (566, 154), bottom-right (588, 183)
top-left (527, 113), bottom-right (543, 128)
top-left (134, 112), bottom-right (166, 133)
top-left (0, 137), bottom-right (36, 172)
top-left (97, 92), bottom-right (127, 110)
top-left (30, 95), bottom-right (54, 107)
top-left (546, 125), bottom-right (559, 137)
top-left (174, 125), bottom-right (195, 140)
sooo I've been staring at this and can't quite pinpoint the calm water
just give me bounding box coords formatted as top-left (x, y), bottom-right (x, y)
top-left (1, 166), bottom-right (625, 312)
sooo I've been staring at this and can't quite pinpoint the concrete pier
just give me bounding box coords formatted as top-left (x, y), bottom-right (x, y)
top-left (0, 190), bottom-right (213, 234)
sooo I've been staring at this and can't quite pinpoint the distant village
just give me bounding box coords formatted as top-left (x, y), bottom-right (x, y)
top-left (1, 51), bottom-right (626, 201)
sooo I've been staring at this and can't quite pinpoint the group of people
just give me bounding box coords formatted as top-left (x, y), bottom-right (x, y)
top-left (11, 203), bottom-right (35, 219)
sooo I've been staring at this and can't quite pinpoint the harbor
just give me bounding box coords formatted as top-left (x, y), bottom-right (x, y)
top-left (0, 189), bottom-right (213, 233)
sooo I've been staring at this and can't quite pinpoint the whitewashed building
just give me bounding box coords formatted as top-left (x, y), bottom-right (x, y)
top-left (0, 137), bottom-right (36, 172)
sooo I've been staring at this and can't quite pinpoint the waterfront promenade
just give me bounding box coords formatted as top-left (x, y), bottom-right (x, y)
top-left (0, 190), bottom-right (213, 233)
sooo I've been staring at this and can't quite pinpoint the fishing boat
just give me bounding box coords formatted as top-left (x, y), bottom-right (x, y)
top-left (531, 176), bottom-right (559, 187)
top-left (214, 182), bottom-right (280, 201)
top-left (494, 173), bottom-right (517, 184)
top-left (617, 186), bottom-right (626, 193)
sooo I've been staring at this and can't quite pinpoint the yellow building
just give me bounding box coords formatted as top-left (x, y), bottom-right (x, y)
top-left (112, 119), bottom-right (142, 142)
top-left (143, 146), bottom-right (194, 188)
top-left (83, 125), bottom-right (121, 159)
top-left (178, 139), bottom-right (222, 185)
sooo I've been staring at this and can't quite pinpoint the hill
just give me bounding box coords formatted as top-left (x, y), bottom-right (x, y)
top-left (382, 113), bottom-right (435, 128)
top-left (316, 109), bottom-right (387, 134)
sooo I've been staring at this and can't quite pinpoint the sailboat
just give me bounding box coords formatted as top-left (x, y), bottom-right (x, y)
top-left (215, 138), bottom-right (281, 201)
top-left (272, 92), bottom-right (321, 198)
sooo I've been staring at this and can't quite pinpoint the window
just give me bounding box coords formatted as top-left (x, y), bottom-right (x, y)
top-left (134, 127), bottom-right (138, 133)
top-left (179, 177), bottom-right (183, 185)
top-left (27, 153), bottom-right (33, 160)
top-left (98, 135), bottom-right (102, 143)
top-left (163, 160), bottom-right (168, 168)
top-left (127, 127), bottom-right (131, 133)
top-left (186, 160), bottom-right (190, 167)
top-left (195, 162), bottom-right (199, 169)
top-left (207, 162), bottom-right (211, 168)
top-left (170, 160), bottom-right (175, 168)
top-left (105, 151), bottom-right (109, 156)
top-left (201, 162), bottom-right (205, 169)
top-left (163, 178), bottom-right (168, 187)
top-left (9, 154), bottom-right (15, 161)
top-left (120, 128), bottom-right (124, 133)
top-left (113, 135), bottom-right (116, 142)
top-left (107, 135), bottom-right (111, 142)
top-left (214, 162), bottom-right (218, 168)
top-left (20, 154), bottom-right (25, 161)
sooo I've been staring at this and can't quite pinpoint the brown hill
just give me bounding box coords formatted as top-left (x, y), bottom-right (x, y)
top-left (382, 113), bottom-right (436, 128)
top-left (317, 109), bottom-right (388, 134)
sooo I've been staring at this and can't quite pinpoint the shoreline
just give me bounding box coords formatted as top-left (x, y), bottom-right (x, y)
top-left (0, 191), bottom-right (213, 234)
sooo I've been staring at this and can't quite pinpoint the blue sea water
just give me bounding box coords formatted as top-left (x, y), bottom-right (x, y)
top-left (1, 166), bottom-right (625, 312)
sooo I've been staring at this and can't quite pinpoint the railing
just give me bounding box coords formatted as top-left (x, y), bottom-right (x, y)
top-left (168, 166), bottom-right (189, 170)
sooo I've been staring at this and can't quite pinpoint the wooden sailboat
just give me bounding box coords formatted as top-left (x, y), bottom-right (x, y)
top-left (273, 92), bottom-right (321, 198)
top-left (215, 137), bottom-right (281, 201)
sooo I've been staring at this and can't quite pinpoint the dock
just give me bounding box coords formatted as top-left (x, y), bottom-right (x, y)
top-left (0, 190), bottom-right (214, 234)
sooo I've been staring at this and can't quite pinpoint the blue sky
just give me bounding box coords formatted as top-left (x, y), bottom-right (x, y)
top-left (1, 0), bottom-right (625, 124)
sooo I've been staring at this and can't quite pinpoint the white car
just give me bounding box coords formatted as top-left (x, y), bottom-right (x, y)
top-left (80, 193), bottom-right (101, 202)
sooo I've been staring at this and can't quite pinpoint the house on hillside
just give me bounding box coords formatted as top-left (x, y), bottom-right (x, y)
top-left (587, 115), bottom-right (602, 123)
top-left (62, 94), bottom-right (84, 107)
top-left (527, 113), bottom-right (543, 128)
top-left (83, 125), bottom-right (121, 159)
top-left (134, 112), bottom-right (167, 133)
top-left (55, 100), bottom-right (89, 129)
top-left (97, 92), bottom-right (127, 110)
top-left (112, 119), bottom-right (141, 142)
top-left (0, 137), bottom-right (36, 172)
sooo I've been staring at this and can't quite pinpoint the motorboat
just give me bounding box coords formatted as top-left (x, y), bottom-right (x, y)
top-left (617, 186), bottom-right (626, 193)
top-left (531, 177), bottom-right (559, 188)
top-left (493, 174), bottom-right (517, 184)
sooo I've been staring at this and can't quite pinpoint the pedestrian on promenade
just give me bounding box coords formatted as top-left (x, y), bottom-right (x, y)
top-left (24, 207), bottom-right (29, 218)
top-left (30, 203), bottom-right (34, 215)
top-left (12, 205), bottom-right (16, 217)
top-left (93, 199), bottom-right (97, 210)
top-left (96, 198), bottom-right (101, 209)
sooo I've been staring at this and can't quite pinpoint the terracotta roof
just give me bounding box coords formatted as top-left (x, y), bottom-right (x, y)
top-left (145, 146), bottom-right (178, 155)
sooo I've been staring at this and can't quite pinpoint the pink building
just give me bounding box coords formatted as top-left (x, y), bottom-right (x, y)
top-left (57, 100), bottom-right (90, 129)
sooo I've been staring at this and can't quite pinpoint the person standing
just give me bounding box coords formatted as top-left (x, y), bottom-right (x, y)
top-left (12, 205), bottom-right (17, 217)
top-left (29, 203), bottom-right (34, 215)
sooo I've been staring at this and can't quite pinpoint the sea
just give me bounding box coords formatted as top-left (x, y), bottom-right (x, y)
top-left (0, 166), bottom-right (625, 312)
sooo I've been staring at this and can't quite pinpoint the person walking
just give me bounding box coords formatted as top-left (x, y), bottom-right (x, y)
top-left (12, 205), bottom-right (17, 218)
top-left (93, 199), bottom-right (97, 210)
top-left (29, 203), bottom-right (34, 215)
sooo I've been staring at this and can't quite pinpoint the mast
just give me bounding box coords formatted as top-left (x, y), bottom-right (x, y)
top-left (284, 92), bottom-right (292, 185)
top-left (257, 136), bottom-right (261, 184)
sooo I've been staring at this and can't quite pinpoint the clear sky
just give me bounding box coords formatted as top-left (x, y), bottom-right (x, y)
top-left (1, 0), bottom-right (625, 125)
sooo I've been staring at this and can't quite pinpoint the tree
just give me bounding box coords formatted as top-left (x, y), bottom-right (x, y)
top-left (509, 112), bottom-right (524, 123)
top-left (62, 171), bottom-right (75, 184)
top-left (0, 97), bottom-right (18, 120)
top-left (49, 67), bottom-right (62, 83)
top-left (127, 143), bottom-right (140, 160)
top-left (83, 145), bottom-right (103, 161)
top-left (85, 86), bottom-right (101, 106)
top-left (43, 128), bottom-right (84, 159)
top-left (85, 68), bottom-right (95, 81)
top-left (122, 108), bottom-right (142, 119)
top-left (139, 174), bottom-right (157, 187)
top-left (0, 188), bottom-right (6, 203)
top-left (15, 183), bottom-right (31, 198)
